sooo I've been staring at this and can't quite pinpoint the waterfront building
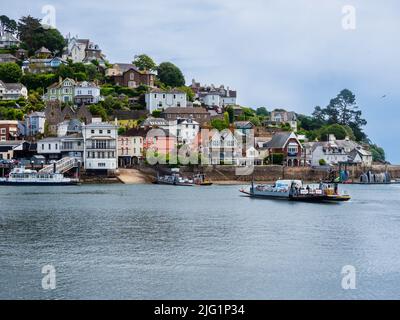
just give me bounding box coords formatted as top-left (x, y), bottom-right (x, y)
top-left (118, 128), bottom-right (147, 166)
top-left (145, 89), bottom-right (187, 114)
top-left (263, 131), bottom-right (303, 166)
top-left (82, 122), bottom-right (118, 173)
top-left (304, 135), bottom-right (373, 167)
top-left (0, 120), bottom-right (19, 141)
top-left (0, 141), bottom-right (24, 160)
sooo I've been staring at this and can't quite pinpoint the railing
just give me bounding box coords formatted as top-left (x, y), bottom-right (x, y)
top-left (39, 157), bottom-right (79, 174)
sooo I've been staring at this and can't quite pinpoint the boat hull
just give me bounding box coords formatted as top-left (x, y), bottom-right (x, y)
top-left (0, 181), bottom-right (80, 186)
top-left (240, 190), bottom-right (351, 203)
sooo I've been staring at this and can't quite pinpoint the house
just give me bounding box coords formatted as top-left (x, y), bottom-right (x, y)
top-left (107, 63), bottom-right (155, 88)
top-left (62, 36), bottom-right (106, 66)
top-left (174, 118), bottom-right (200, 145)
top-left (190, 80), bottom-right (237, 108)
top-left (161, 107), bottom-right (210, 125)
top-left (141, 117), bottom-right (170, 130)
top-left (44, 78), bottom-right (76, 103)
top-left (25, 112), bottom-right (46, 136)
top-left (264, 110), bottom-right (298, 132)
top-left (118, 128), bottom-right (148, 166)
top-left (35, 47), bottom-right (52, 59)
top-left (0, 23), bottom-right (20, 48)
top-left (82, 122), bottom-right (118, 173)
top-left (0, 53), bottom-right (18, 63)
top-left (74, 81), bottom-right (101, 105)
top-left (263, 132), bottom-right (303, 166)
top-left (0, 81), bottom-right (28, 100)
top-left (349, 148), bottom-right (373, 167)
top-left (22, 57), bottom-right (67, 74)
top-left (37, 137), bottom-right (62, 161)
top-left (304, 135), bottom-right (373, 167)
top-left (145, 89), bottom-right (187, 113)
top-left (234, 121), bottom-right (254, 135)
top-left (44, 101), bottom-right (93, 135)
top-left (197, 129), bottom-right (240, 165)
top-left (0, 141), bottom-right (25, 160)
top-left (38, 119), bottom-right (85, 162)
top-left (305, 141), bottom-right (349, 166)
top-left (0, 120), bottom-right (19, 141)
top-left (44, 78), bottom-right (101, 105)
top-left (143, 128), bottom-right (177, 157)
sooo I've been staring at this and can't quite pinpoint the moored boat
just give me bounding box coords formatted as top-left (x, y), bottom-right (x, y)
top-left (153, 169), bottom-right (194, 186)
top-left (240, 180), bottom-right (351, 203)
top-left (0, 167), bottom-right (79, 186)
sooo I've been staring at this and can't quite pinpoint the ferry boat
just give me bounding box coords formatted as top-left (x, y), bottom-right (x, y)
top-left (240, 180), bottom-right (351, 203)
top-left (0, 167), bottom-right (79, 186)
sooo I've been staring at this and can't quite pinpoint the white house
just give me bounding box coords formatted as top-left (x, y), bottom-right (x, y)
top-left (175, 118), bottom-right (200, 145)
top-left (74, 81), bottom-right (101, 105)
top-left (83, 122), bottom-right (118, 172)
top-left (145, 89), bottom-right (187, 114)
top-left (0, 81), bottom-right (28, 100)
top-left (37, 137), bottom-right (62, 161)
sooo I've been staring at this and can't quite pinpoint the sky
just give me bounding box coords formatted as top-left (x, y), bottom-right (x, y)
top-left (4, 0), bottom-right (400, 163)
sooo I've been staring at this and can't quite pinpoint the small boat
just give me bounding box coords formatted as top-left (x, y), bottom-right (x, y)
top-left (153, 169), bottom-right (194, 187)
top-left (0, 167), bottom-right (79, 186)
top-left (240, 180), bottom-right (351, 203)
top-left (193, 173), bottom-right (213, 186)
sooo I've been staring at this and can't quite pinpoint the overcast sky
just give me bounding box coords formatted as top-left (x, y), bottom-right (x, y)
top-left (5, 0), bottom-right (400, 162)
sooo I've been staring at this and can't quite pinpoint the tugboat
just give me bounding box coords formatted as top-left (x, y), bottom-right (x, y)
top-left (193, 173), bottom-right (213, 186)
top-left (240, 180), bottom-right (351, 203)
top-left (0, 167), bottom-right (79, 186)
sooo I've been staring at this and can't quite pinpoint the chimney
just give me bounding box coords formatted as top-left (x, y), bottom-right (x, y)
top-left (328, 134), bottom-right (336, 142)
top-left (227, 86), bottom-right (230, 97)
top-left (59, 76), bottom-right (62, 84)
top-left (345, 136), bottom-right (350, 141)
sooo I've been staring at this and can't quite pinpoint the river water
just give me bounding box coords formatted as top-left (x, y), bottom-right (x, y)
top-left (1, 183), bottom-right (400, 300)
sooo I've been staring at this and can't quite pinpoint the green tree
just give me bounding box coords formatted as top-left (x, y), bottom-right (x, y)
top-left (133, 54), bottom-right (157, 71)
top-left (0, 15), bottom-right (18, 33)
top-left (0, 63), bottom-right (22, 82)
top-left (318, 124), bottom-right (349, 141)
top-left (177, 86), bottom-right (195, 102)
top-left (369, 144), bottom-right (386, 162)
top-left (18, 15), bottom-right (65, 54)
top-left (157, 62), bottom-right (185, 87)
top-left (226, 106), bottom-right (235, 123)
top-left (256, 107), bottom-right (269, 117)
top-left (211, 119), bottom-right (229, 131)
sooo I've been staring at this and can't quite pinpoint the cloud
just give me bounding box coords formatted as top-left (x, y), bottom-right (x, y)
top-left (5, 0), bottom-right (400, 162)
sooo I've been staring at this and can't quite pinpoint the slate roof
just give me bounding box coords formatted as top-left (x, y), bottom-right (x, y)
top-left (264, 132), bottom-right (293, 148)
top-left (162, 107), bottom-right (209, 114)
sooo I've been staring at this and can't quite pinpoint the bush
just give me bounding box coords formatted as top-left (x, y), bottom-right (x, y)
top-left (319, 159), bottom-right (327, 166)
top-left (269, 153), bottom-right (284, 165)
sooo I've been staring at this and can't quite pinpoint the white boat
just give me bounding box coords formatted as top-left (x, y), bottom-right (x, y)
top-left (0, 167), bottom-right (79, 186)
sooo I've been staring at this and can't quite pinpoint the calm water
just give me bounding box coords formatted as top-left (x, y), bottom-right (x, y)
top-left (1, 183), bottom-right (400, 300)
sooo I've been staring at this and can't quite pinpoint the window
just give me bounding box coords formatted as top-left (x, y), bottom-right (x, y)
top-left (99, 130), bottom-right (103, 134)
top-left (55, 144), bottom-right (58, 150)
top-left (49, 144), bottom-right (51, 150)
top-left (42, 144), bottom-right (44, 150)
top-left (0, 128), bottom-right (5, 134)
top-left (107, 130), bottom-right (111, 134)
top-left (91, 130), bottom-right (95, 134)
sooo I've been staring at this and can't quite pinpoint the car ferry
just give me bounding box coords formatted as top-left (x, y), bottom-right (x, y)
top-left (0, 167), bottom-right (79, 186)
top-left (240, 180), bottom-right (351, 203)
